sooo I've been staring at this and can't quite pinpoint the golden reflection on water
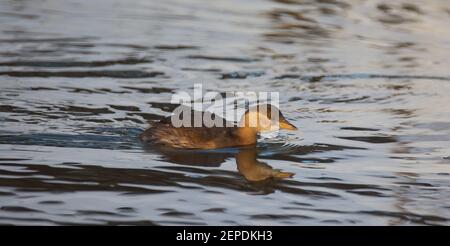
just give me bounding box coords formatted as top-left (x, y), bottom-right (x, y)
top-left (144, 143), bottom-right (295, 183)
top-left (236, 148), bottom-right (294, 182)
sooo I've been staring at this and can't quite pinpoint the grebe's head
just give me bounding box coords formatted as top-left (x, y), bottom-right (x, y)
top-left (239, 104), bottom-right (297, 132)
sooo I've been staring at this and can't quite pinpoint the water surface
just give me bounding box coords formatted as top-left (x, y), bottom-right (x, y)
top-left (1, 0), bottom-right (450, 225)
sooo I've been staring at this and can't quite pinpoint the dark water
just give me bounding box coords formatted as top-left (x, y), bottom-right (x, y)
top-left (1, 0), bottom-right (450, 225)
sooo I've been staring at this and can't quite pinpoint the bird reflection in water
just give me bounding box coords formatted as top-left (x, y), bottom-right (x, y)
top-left (142, 144), bottom-right (294, 183)
top-left (236, 147), bottom-right (294, 182)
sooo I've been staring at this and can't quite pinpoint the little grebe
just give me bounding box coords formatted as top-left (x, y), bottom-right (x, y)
top-left (139, 104), bottom-right (297, 149)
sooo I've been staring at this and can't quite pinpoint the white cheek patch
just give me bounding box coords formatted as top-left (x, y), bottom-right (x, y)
top-left (259, 115), bottom-right (281, 132)
top-left (260, 116), bottom-right (272, 128)
top-left (246, 112), bottom-right (259, 127)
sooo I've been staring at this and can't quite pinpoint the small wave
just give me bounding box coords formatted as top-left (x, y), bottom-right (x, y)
top-left (273, 73), bottom-right (450, 82)
top-left (0, 70), bottom-right (164, 78)
top-left (0, 58), bottom-right (152, 68)
top-left (0, 127), bottom-right (142, 150)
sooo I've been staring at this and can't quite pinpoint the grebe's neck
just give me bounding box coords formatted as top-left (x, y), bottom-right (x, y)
top-left (236, 126), bottom-right (258, 146)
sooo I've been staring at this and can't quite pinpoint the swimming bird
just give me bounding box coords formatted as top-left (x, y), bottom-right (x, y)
top-left (139, 104), bottom-right (297, 149)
